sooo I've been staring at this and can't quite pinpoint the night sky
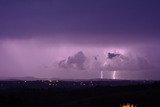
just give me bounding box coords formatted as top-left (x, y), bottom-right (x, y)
top-left (0, 0), bottom-right (160, 80)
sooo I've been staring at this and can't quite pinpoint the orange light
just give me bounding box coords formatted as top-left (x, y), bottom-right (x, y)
top-left (120, 103), bottom-right (137, 107)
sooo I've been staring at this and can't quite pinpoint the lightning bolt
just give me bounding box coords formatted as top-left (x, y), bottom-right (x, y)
top-left (113, 71), bottom-right (116, 79)
top-left (100, 71), bottom-right (103, 79)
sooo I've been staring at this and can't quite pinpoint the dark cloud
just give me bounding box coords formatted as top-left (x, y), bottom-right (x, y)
top-left (58, 59), bottom-right (66, 68)
top-left (0, 0), bottom-right (160, 46)
top-left (107, 53), bottom-right (120, 59)
top-left (0, 0), bottom-right (160, 79)
top-left (94, 55), bottom-right (99, 61)
top-left (58, 51), bottom-right (87, 70)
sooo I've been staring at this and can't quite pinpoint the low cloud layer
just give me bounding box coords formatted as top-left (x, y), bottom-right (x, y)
top-left (0, 39), bottom-right (160, 79)
top-left (0, 0), bottom-right (160, 80)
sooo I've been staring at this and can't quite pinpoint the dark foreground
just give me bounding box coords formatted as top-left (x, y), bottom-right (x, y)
top-left (0, 80), bottom-right (160, 107)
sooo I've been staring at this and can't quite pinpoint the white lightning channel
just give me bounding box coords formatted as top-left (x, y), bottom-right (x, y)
top-left (113, 71), bottom-right (116, 79)
top-left (100, 71), bottom-right (103, 79)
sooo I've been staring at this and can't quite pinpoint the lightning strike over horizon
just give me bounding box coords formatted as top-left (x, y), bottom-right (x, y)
top-left (113, 71), bottom-right (116, 80)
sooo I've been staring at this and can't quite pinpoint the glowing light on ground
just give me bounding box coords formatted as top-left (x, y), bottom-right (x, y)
top-left (120, 103), bottom-right (137, 107)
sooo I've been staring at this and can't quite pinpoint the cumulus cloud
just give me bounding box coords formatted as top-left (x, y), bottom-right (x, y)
top-left (58, 51), bottom-right (87, 70)
top-left (101, 52), bottom-right (152, 71)
top-left (58, 50), bottom-right (153, 73)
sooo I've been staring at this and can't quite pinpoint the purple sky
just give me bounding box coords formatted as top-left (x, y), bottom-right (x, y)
top-left (0, 0), bottom-right (160, 80)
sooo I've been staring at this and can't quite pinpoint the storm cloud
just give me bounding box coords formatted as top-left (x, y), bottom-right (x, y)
top-left (57, 50), bottom-right (154, 73)
top-left (102, 52), bottom-right (152, 71)
top-left (0, 39), bottom-right (159, 79)
top-left (0, 0), bottom-right (160, 46)
top-left (58, 51), bottom-right (87, 70)
top-left (0, 0), bottom-right (160, 79)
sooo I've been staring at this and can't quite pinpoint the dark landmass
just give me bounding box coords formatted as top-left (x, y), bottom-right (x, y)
top-left (0, 80), bottom-right (160, 107)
